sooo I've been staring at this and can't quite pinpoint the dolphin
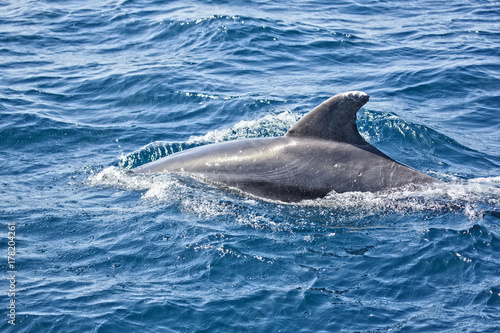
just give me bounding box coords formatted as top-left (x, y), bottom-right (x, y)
top-left (133, 91), bottom-right (436, 202)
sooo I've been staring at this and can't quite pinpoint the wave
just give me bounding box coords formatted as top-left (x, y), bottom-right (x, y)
top-left (119, 109), bottom-right (301, 169)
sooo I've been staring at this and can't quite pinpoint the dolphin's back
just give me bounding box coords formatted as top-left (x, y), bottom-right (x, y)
top-left (133, 92), bottom-right (436, 202)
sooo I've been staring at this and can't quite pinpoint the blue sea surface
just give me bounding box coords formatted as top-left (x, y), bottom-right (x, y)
top-left (1, 0), bottom-right (500, 332)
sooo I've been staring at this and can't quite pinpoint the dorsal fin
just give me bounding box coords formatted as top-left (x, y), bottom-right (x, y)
top-left (285, 91), bottom-right (369, 145)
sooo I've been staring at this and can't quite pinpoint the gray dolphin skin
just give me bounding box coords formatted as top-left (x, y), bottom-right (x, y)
top-left (133, 91), bottom-right (436, 202)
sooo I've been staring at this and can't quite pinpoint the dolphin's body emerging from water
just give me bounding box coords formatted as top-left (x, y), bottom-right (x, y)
top-left (133, 92), bottom-right (436, 202)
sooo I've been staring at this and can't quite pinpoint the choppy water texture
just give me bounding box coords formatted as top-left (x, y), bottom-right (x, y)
top-left (1, 0), bottom-right (500, 332)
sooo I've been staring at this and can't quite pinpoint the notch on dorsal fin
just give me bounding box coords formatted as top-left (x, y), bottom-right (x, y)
top-left (285, 91), bottom-right (369, 145)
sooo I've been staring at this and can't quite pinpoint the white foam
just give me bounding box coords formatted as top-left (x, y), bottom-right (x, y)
top-left (186, 110), bottom-right (301, 144)
top-left (87, 165), bottom-right (499, 222)
top-left (302, 176), bottom-right (500, 220)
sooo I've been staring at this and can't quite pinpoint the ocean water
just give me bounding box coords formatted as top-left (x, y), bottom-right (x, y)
top-left (1, 0), bottom-right (500, 332)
